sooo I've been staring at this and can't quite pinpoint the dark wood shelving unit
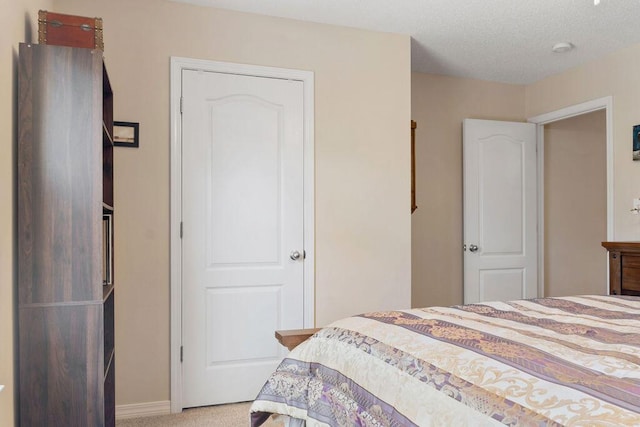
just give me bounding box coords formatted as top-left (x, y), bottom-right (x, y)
top-left (102, 61), bottom-right (115, 427)
top-left (18, 42), bottom-right (115, 426)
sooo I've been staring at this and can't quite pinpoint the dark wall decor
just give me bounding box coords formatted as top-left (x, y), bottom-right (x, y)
top-left (411, 120), bottom-right (417, 213)
top-left (634, 124), bottom-right (640, 161)
top-left (114, 121), bottom-right (139, 147)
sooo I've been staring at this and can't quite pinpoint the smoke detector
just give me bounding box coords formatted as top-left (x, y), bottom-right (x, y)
top-left (552, 42), bottom-right (574, 53)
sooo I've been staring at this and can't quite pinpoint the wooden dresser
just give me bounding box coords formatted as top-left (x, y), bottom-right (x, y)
top-left (602, 242), bottom-right (640, 296)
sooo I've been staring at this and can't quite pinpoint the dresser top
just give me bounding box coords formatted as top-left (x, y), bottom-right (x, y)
top-left (602, 241), bottom-right (640, 252)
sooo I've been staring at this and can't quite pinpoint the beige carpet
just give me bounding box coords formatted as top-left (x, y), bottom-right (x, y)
top-left (116, 402), bottom-right (285, 427)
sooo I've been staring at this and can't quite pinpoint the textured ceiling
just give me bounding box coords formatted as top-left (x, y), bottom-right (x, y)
top-left (170, 0), bottom-right (640, 84)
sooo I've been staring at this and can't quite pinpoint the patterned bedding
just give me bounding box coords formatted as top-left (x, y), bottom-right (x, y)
top-left (250, 295), bottom-right (640, 426)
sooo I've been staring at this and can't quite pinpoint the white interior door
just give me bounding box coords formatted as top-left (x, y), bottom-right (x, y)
top-left (181, 69), bottom-right (305, 407)
top-left (463, 119), bottom-right (537, 304)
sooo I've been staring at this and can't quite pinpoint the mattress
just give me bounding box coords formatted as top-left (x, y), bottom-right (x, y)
top-left (251, 295), bottom-right (640, 426)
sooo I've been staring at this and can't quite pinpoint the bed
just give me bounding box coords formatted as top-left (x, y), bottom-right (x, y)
top-left (250, 295), bottom-right (640, 426)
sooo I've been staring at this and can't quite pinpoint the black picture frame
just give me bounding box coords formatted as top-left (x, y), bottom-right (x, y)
top-left (634, 124), bottom-right (640, 161)
top-left (113, 121), bottom-right (139, 148)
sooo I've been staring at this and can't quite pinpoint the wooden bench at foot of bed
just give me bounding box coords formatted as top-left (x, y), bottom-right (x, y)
top-left (275, 328), bottom-right (321, 351)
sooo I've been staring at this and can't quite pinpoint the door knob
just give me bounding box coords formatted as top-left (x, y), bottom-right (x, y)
top-left (469, 244), bottom-right (479, 253)
top-left (289, 251), bottom-right (301, 260)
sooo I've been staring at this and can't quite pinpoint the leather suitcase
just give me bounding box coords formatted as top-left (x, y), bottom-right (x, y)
top-left (38, 10), bottom-right (103, 50)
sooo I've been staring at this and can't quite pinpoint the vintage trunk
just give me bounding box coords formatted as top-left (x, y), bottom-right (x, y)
top-left (38, 10), bottom-right (104, 50)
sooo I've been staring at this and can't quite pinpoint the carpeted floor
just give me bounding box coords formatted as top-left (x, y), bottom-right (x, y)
top-left (116, 402), bottom-right (285, 427)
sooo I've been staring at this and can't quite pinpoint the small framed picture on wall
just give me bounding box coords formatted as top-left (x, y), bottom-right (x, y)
top-left (634, 124), bottom-right (640, 161)
top-left (113, 121), bottom-right (139, 148)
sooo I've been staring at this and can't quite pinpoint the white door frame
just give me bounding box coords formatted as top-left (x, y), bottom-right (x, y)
top-left (169, 57), bottom-right (315, 413)
top-left (528, 96), bottom-right (613, 298)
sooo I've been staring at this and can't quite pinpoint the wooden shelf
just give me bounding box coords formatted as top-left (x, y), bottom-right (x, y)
top-left (102, 58), bottom-right (115, 426)
top-left (103, 283), bottom-right (114, 300)
top-left (16, 43), bottom-right (114, 427)
top-left (103, 122), bottom-right (113, 146)
top-left (18, 42), bottom-right (114, 426)
top-left (104, 349), bottom-right (115, 378)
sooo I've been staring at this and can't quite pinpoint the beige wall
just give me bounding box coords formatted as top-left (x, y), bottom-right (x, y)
top-left (544, 110), bottom-right (607, 296)
top-left (49, 0), bottom-right (411, 407)
top-left (0, 1), bottom-right (52, 425)
top-left (527, 43), bottom-right (640, 241)
top-left (412, 40), bottom-right (640, 307)
top-left (411, 73), bottom-right (526, 308)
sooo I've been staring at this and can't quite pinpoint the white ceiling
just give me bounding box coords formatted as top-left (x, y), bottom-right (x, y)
top-left (171, 0), bottom-right (640, 84)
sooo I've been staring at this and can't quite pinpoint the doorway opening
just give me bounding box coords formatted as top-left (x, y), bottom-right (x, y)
top-left (528, 96), bottom-right (613, 297)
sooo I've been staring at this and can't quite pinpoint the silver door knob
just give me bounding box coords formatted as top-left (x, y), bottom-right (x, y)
top-left (290, 251), bottom-right (301, 260)
top-left (469, 244), bottom-right (479, 253)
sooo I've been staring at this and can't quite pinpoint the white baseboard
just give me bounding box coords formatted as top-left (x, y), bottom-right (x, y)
top-left (116, 401), bottom-right (171, 419)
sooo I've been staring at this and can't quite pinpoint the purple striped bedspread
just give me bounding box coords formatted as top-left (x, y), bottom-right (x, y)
top-left (250, 295), bottom-right (640, 426)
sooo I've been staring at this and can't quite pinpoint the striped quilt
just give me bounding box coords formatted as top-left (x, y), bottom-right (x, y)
top-left (250, 295), bottom-right (640, 426)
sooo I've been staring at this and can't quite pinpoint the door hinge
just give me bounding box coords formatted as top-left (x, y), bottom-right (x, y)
top-left (180, 97), bottom-right (183, 114)
top-left (180, 346), bottom-right (183, 362)
top-left (180, 222), bottom-right (183, 238)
